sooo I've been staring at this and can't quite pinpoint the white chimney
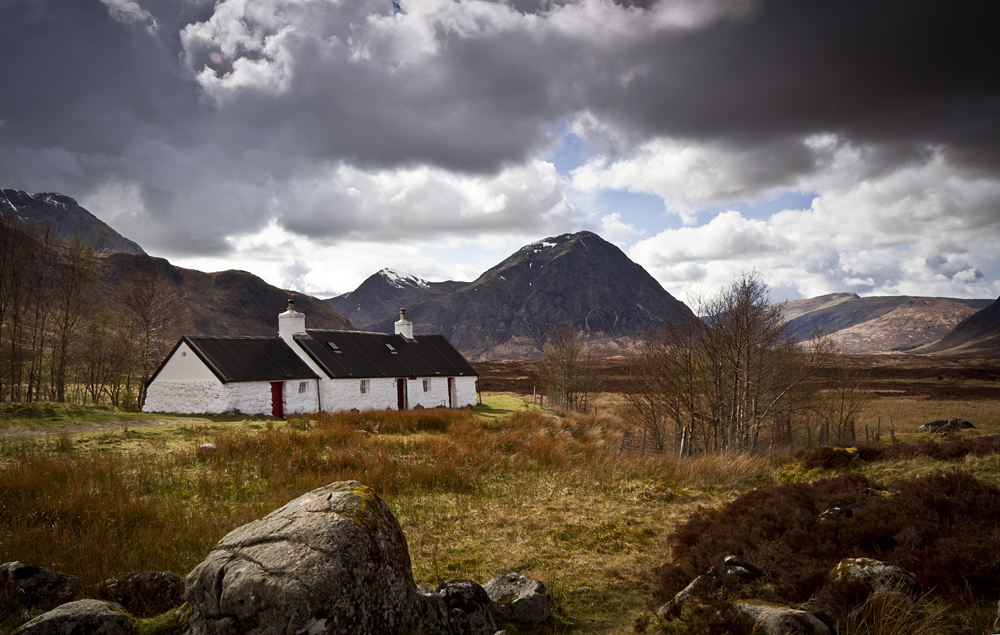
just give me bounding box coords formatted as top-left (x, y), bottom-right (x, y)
top-left (394, 308), bottom-right (414, 340)
top-left (279, 298), bottom-right (306, 344)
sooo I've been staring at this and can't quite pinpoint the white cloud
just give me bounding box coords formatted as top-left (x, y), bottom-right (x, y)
top-left (624, 141), bottom-right (1000, 301)
top-left (276, 159), bottom-right (579, 241)
top-left (100, 0), bottom-right (158, 30)
top-left (571, 136), bottom-right (814, 223)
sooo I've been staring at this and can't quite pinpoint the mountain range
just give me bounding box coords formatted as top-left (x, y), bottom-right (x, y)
top-left (326, 231), bottom-right (696, 360)
top-left (5, 187), bottom-right (1000, 358)
top-left (781, 293), bottom-right (995, 354)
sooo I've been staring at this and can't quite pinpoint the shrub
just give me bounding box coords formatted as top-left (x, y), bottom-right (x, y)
top-left (797, 445), bottom-right (883, 470)
top-left (655, 471), bottom-right (1000, 607)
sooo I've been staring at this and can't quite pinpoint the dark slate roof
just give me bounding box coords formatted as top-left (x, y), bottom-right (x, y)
top-left (150, 336), bottom-right (319, 385)
top-left (295, 330), bottom-right (478, 379)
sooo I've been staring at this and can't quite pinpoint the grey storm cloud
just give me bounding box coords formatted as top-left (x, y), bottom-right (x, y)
top-left (0, 0), bottom-right (998, 257)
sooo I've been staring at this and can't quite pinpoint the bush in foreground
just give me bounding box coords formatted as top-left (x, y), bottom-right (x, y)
top-left (656, 470), bottom-right (1000, 606)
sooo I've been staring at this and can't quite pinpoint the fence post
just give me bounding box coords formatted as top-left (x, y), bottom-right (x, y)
top-left (865, 424), bottom-right (870, 445)
top-left (640, 429), bottom-right (646, 457)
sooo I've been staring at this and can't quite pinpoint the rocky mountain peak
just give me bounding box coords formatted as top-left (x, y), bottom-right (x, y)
top-left (334, 230), bottom-right (696, 360)
top-left (0, 188), bottom-right (145, 255)
top-left (378, 268), bottom-right (430, 290)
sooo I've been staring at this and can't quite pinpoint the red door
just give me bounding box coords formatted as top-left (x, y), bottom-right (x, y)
top-left (396, 378), bottom-right (407, 411)
top-left (271, 382), bottom-right (284, 418)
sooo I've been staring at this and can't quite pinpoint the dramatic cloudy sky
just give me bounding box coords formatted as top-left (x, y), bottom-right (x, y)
top-left (2, 0), bottom-right (998, 306)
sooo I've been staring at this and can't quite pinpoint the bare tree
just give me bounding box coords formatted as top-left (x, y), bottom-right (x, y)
top-left (626, 271), bottom-right (818, 455)
top-left (810, 337), bottom-right (871, 442)
top-left (49, 233), bottom-right (104, 402)
top-left (538, 323), bottom-right (593, 412)
top-left (120, 264), bottom-right (188, 407)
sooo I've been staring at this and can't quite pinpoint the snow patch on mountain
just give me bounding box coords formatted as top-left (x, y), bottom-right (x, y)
top-left (379, 268), bottom-right (429, 289)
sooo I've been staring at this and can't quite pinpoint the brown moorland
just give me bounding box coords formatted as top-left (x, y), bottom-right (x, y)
top-left (2, 354), bottom-right (999, 635)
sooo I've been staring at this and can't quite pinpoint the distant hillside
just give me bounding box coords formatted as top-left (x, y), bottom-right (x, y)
top-left (782, 293), bottom-right (994, 354)
top-left (912, 296), bottom-right (1000, 356)
top-left (0, 189), bottom-right (145, 255)
top-left (104, 253), bottom-right (354, 336)
top-left (332, 231), bottom-right (696, 360)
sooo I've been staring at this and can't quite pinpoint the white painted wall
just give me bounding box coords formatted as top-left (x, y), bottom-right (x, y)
top-left (408, 377), bottom-right (449, 408)
top-left (221, 381), bottom-right (275, 415)
top-left (284, 379), bottom-right (320, 415)
top-left (453, 376), bottom-right (478, 407)
top-left (144, 379), bottom-right (224, 414)
top-left (150, 342), bottom-right (217, 382)
top-left (320, 377), bottom-right (398, 411)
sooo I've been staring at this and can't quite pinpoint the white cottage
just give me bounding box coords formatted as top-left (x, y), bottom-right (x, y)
top-left (143, 302), bottom-right (479, 416)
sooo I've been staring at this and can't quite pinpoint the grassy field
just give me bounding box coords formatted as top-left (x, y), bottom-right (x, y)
top-left (2, 386), bottom-right (1000, 634)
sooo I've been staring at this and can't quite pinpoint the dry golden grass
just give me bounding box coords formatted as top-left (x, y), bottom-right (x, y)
top-left (859, 397), bottom-right (1000, 435)
top-left (0, 401), bottom-right (787, 634)
top-left (3, 390), bottom-right (1000, 634)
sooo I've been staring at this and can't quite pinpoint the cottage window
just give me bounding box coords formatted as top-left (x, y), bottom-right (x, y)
top-left (360, 379), bottom-right (369, 394)
top-left (299, 382), bottom-right (307, 394)
top-left (422, 379), bottom-right (430, 392)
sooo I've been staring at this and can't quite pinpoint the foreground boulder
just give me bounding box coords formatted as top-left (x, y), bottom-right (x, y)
top-left (185, 481), bottom-right (422, 635)
top-left (0, 562), bottom-right (81, 611)
top-left (483, 573), bottom-right (552, 624)
top-left (14, 599), bottom-right (132, 635)
top-left (732, 601), bottom-right (830, 635)
top-left (97, 571), bottom-right (184, 617)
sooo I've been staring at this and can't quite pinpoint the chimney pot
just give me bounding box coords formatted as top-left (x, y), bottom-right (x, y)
top-left (288, 299), bottom-right (295, 312)
top-left (395, 307), bottom-right (413, 339)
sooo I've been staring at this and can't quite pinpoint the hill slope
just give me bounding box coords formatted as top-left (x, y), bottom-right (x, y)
top-left (335, 231), bottom-right (696, 360)
top-left (782, 293), bottom-right (994, 354)
top-left (912, 296), bottom-right (1000, 356)
top-left (1, 189), bottom-right (145, 255)
top-left (104, 253), bottom-right (354, 336)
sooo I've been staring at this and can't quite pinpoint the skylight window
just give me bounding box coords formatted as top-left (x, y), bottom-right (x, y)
top-left (328, 342), bottom-right (342, 353)
top-left (385, 343), bottom-right (397, 354)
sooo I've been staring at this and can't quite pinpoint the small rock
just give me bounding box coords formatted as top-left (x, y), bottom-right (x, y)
top-left (674, 555), bottom-right (762, 603)
top-left (196, 443), bottom-right (217, 456)
top-left (817, 503), bottom-right (865, 524)
top-left (916, 418), bottom-right (974, 434)
top-left (732, 601), bottom-right (830, 635)
top-left (437, 579), bottom-right (505, 635)
top-left (483, 572), bottom-right (552, 624)
top-left (655, 555), bottom-right (763, 621)
top-left (14, 599), bottom-right (133, 635)
top-left (830, 558), bottom-right (921, 598)
top-left (0, 562), bottom-right (81, 611)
